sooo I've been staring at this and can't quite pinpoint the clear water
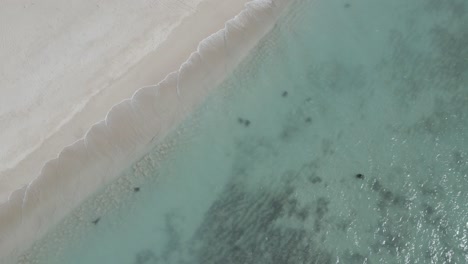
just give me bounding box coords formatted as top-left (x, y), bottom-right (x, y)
top-left (22, 0), bottom-right (468, 263)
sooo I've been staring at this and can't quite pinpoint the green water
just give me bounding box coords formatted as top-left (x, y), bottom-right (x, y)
top-left (22, 0), bottom-right (467, 263)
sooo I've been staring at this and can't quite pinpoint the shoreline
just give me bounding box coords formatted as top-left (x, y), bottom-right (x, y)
top-left (0, 0), bottom-right (249, 204)
top-left (0, 0), bottom-right (292, 261)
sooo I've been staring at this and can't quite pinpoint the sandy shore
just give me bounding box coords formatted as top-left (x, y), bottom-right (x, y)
top-left (0, 0), bottom-right (249, 203)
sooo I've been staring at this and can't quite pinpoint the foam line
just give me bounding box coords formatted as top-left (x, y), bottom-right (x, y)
top-left (0, 0), bottom-right (292, 261)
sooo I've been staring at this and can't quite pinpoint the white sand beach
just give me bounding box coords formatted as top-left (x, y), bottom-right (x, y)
top-left (0, 0), bottom-right (291, 261)
top-left (0, 0), bottom-right (250, 204)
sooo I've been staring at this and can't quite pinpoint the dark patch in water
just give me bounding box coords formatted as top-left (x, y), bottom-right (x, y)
top-left (381, 189), bottom-right (393, 201)
top-left (336, 218), bottom-right (352, 232)
top-left (321, 139), bottom-right (334, 155)
top-left (369, 179), bottom-right (411, 211)
top-left (344, 3), bottom-right (351, 8)
top-left (377, 188), bottom-right (395, 211)
top-left (355, 173), bottom-right (364, 179)
top-left (279, 123), bottom-right (300, 142)
top-left (92, 217), bottom-right (100, 225)
top-left (452, 150), bottom-right (465, 166)
top-left (316, 197), bottom-right (330, 219)
top-left (423, 203), bottom-right (435, 216)
top-left (371, 179), bottom-right (383, 192)
top-left (391, 194), bottom-right (410, 208)
top-left (309, 174), bottom-right (322, 184)
top-left (296, 208), bottom-right (310, 221)
top-left (314, 197), bottom-right (330, 232)
top-left (420, 184), bottom-right (439, 197)
top-left (282, 91), bottom-right (288, 97)
top-left (134, 187), bottom-right (140, 192)
top-left (189, 182), bottom-right (334, 263)
top-left (390, 195), bottom-right (404, 209)
top-left (161, 214), bottom-right (182, 262)
top-left (135, 249), bottom-right (158, 264)
top-left (237, 118), bottom-right (251, 127)
top-left (285, 197), bottom-right (299, 217)
top-left (425, 0), bottom-right (467, 18)
top-left (340, 251), bottom-right (370, 264)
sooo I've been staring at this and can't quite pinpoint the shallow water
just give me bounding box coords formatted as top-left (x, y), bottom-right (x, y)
top-left (21, 0), bottom-right (468, 263)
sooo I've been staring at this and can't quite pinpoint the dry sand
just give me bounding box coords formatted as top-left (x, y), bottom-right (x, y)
top-left (0, 0), bottom-right (249, 203)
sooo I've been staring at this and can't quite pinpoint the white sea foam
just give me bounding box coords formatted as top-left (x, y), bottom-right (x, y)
top-left (0, 0), bottom-right (292, 262)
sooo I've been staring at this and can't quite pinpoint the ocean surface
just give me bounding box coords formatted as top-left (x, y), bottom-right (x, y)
top-left (21, 0), bottom-right (467, 263)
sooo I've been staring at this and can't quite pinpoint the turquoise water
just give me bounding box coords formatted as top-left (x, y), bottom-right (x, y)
top-left (22, 0), bottom-right (467, 263)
